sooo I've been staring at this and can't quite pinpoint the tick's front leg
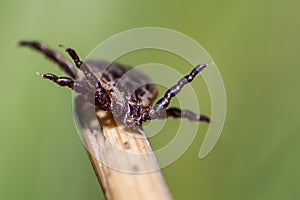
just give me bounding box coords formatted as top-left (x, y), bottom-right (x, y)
top-left (154, 64), bottom-right (208, 112)
top-left (38, 73), bottom-right (94, 102)
top-left (19, 41), bottom-right (77, 78)
top-left (41, 73), bottom-right (75, 89)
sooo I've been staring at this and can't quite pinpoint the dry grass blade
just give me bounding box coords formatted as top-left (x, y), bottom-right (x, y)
top-left (82, 110), bottom-right (172, 200)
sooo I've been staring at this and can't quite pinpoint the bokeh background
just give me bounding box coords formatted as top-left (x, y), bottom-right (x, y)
top-left (1, 0), bottom-right (299, 199)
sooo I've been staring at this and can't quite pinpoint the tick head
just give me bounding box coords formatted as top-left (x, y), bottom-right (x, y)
top-left (111, 100), bottom-right (147, 128)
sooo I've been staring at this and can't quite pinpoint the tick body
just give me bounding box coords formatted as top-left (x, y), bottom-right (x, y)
top-left (19, 41), bottom-right (210, 128)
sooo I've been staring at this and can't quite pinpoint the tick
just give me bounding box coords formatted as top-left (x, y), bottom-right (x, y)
top-left (19, 41), bottom-right (210, 128)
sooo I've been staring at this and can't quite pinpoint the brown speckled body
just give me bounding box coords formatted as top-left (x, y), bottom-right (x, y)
top-left (85, 61), bottom-right (158, 126)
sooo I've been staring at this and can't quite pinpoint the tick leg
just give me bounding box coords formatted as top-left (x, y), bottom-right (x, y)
top-left (41, 73), bottom-right (102, 106)
top-left (41, 73), bottom-right (91, 94)
top-left (154, 64), bottom-right (208, 112)
top-left (164, 107), bottom-right (210, 123)
top-left (19, 41), bottom-right (77, 78)
top-left (42, 73), bottom-right (75, 89)
top-left (63, 47), bottom-right (99, 87)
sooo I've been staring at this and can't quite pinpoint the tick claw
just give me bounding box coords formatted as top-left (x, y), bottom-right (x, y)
top-left (35, 72), bottom-right (43, 77)
top-left (11, 41), bottom-right (19, 48)
top-left (208, 61), bottom-right (215, 66)
top-left (58, 44), bottom-right (65, 49)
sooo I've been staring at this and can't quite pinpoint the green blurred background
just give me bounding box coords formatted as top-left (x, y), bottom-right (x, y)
top-left (1, 0), bottom-right (299, 199)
